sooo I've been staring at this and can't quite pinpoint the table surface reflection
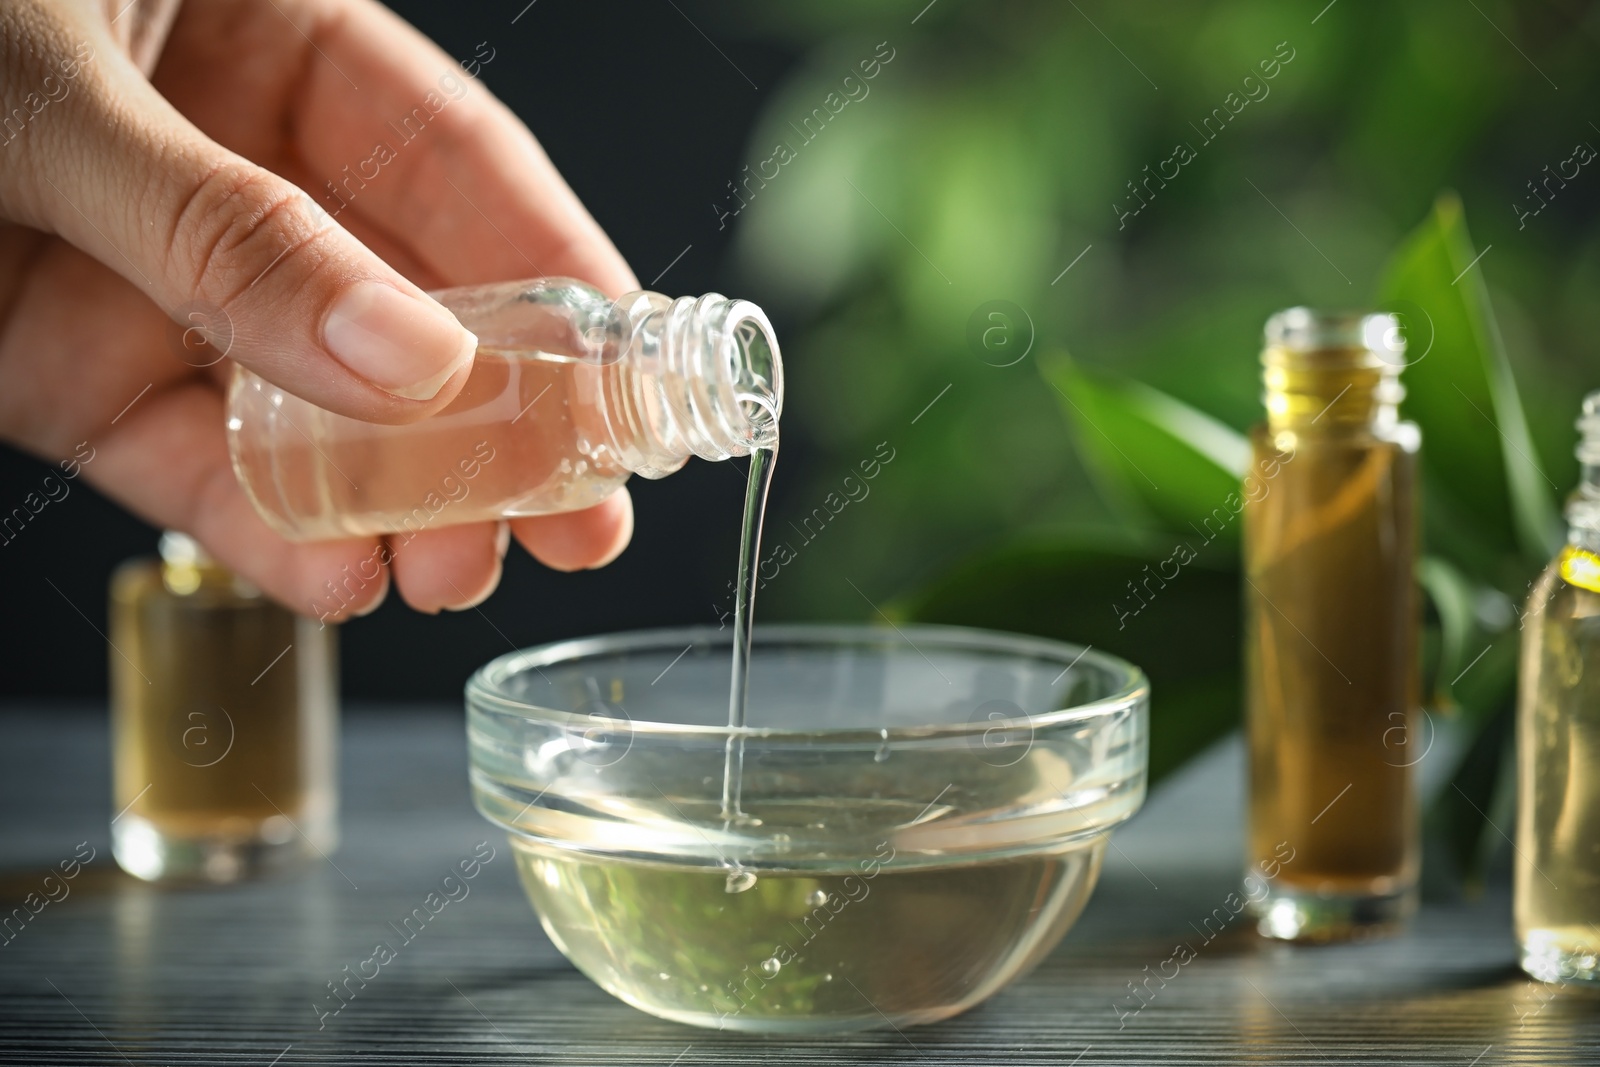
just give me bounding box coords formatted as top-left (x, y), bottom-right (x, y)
top-left (1, 705), bottom-right (1594, 1065)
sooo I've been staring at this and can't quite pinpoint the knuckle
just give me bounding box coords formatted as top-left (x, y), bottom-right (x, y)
top-left (390, 101), bottom-right (497, 234)
top-left (0, 15), bottom-right (101, 221)
top-left (168, 161), bottom-right (330, 305)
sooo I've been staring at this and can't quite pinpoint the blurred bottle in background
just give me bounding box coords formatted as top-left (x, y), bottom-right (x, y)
top-left (1243, 308), bottom-right (1421, 941)
top-left (109, 532), bottom-right (337, 883)
top-left (1517, 391), bottom-right (1600, 984)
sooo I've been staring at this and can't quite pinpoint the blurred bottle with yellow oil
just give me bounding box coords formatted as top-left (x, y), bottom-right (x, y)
top-left (1517, 391), bottom-right (1600, 984)
top-left (1242, 308), bottom-right (1421, 941)
top-left (109, 532), bottom-right (337, 883)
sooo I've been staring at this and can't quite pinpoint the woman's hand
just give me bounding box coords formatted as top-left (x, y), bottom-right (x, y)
top-left (0, 0), bottom-right (637, 618)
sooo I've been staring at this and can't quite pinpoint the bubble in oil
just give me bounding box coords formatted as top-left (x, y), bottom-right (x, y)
top-left (725, 869), bottom-right (757, 893)
top-left (759, 957), bottom-right (781, 977)
top-left (806, 889), bottom-right (828, 908)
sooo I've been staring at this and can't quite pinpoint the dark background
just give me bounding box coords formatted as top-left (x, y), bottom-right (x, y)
top-left (4, 0), bottom-right (1596, 726)
top-left (1, 0), bottom-right (1587, 914)
top-left (0, 1), bottom-right (807, 702)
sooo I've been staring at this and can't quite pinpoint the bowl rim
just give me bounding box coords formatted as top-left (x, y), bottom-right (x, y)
top-left (465, 622), bottom-right (1148, 743)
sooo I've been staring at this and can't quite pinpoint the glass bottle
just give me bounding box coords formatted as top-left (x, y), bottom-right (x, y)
top-left (226, 278), bottom-right (782, 541)
top-left (1242, 308), bottom-right (1421, 941)
top-left (109, 531), bottom-right (338, 883)
top-left (1517, 391), bottom-right (1600, 984)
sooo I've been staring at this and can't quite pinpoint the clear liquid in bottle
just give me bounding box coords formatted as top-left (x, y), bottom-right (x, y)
top-left (226, 279), bottom-right (783, 542)
top-left (1518, 551), bottom-right (1600, 982)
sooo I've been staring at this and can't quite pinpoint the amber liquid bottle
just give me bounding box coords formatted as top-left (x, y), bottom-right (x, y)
top-left (109, 532), bottom-right (338, 883)
top-left (1243, 308), bottom-right (1421, 940)
top-left (1516, 391), bottom-right (1600, 983)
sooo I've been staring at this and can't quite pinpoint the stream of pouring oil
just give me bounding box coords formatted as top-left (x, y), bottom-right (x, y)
top-left (720, 435), bottom-right (777, 824)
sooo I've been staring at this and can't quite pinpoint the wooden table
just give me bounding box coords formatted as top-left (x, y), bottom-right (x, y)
top-left (1, 706), bottom-right (1592, 1064)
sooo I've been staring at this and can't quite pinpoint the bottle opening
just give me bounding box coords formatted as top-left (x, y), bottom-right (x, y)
top-left (737, 393), bottom-right (781, 450)
top-left (1265, 307), bottom-right (1404, 366)
top-left (725, 303), bottom-right (783, 427)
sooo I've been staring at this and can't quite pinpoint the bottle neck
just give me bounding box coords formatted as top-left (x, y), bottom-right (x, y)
top-left (1566, 393), bottom-right (1600, 545)
top-left (603, 291), bottom-right (782, 477)
top-left (431, 278), bottom-right (782, 476)
top-left (1262, 347), bottom-right (1403, 434)
top-left (1261, 309), bottom-right (1404, 436)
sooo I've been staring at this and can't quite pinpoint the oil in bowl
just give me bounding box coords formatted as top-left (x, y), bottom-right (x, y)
top-left (467, 624), bottom-right (1147, 1033)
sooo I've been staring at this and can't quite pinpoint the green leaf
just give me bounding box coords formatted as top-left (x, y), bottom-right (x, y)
top-left (1430, 700), bottom-right (1515, 894)
top-left (1417, 555), bottom-right (1478, 709)
top-left (1378, 192), bottom-right (1562, 565)
top-left (896, 535), bottom-right (1241, 785)
top-left (1447, 631), bottom-right (1520, 729)
top-left (1414, 558), bottom-right (1521, 894)
top-left (1042, 356), bottom-right (1249, 540)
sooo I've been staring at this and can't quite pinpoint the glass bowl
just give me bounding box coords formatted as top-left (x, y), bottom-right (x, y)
top-left (466, 624), bottom-right (1148, 1034)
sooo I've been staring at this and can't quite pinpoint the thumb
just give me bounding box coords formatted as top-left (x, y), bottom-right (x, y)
top-left (28, 42), bottom-right (476, 422)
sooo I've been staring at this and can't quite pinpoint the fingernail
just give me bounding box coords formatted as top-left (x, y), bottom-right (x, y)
top-left (351, 571), bottom-right (390, 617)
top-left (494, 520), bottom-right (511, 560)
top-left (324, 281), bottom-right (476, 400)
top-left (444, 562), bottom-right (501, 613)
